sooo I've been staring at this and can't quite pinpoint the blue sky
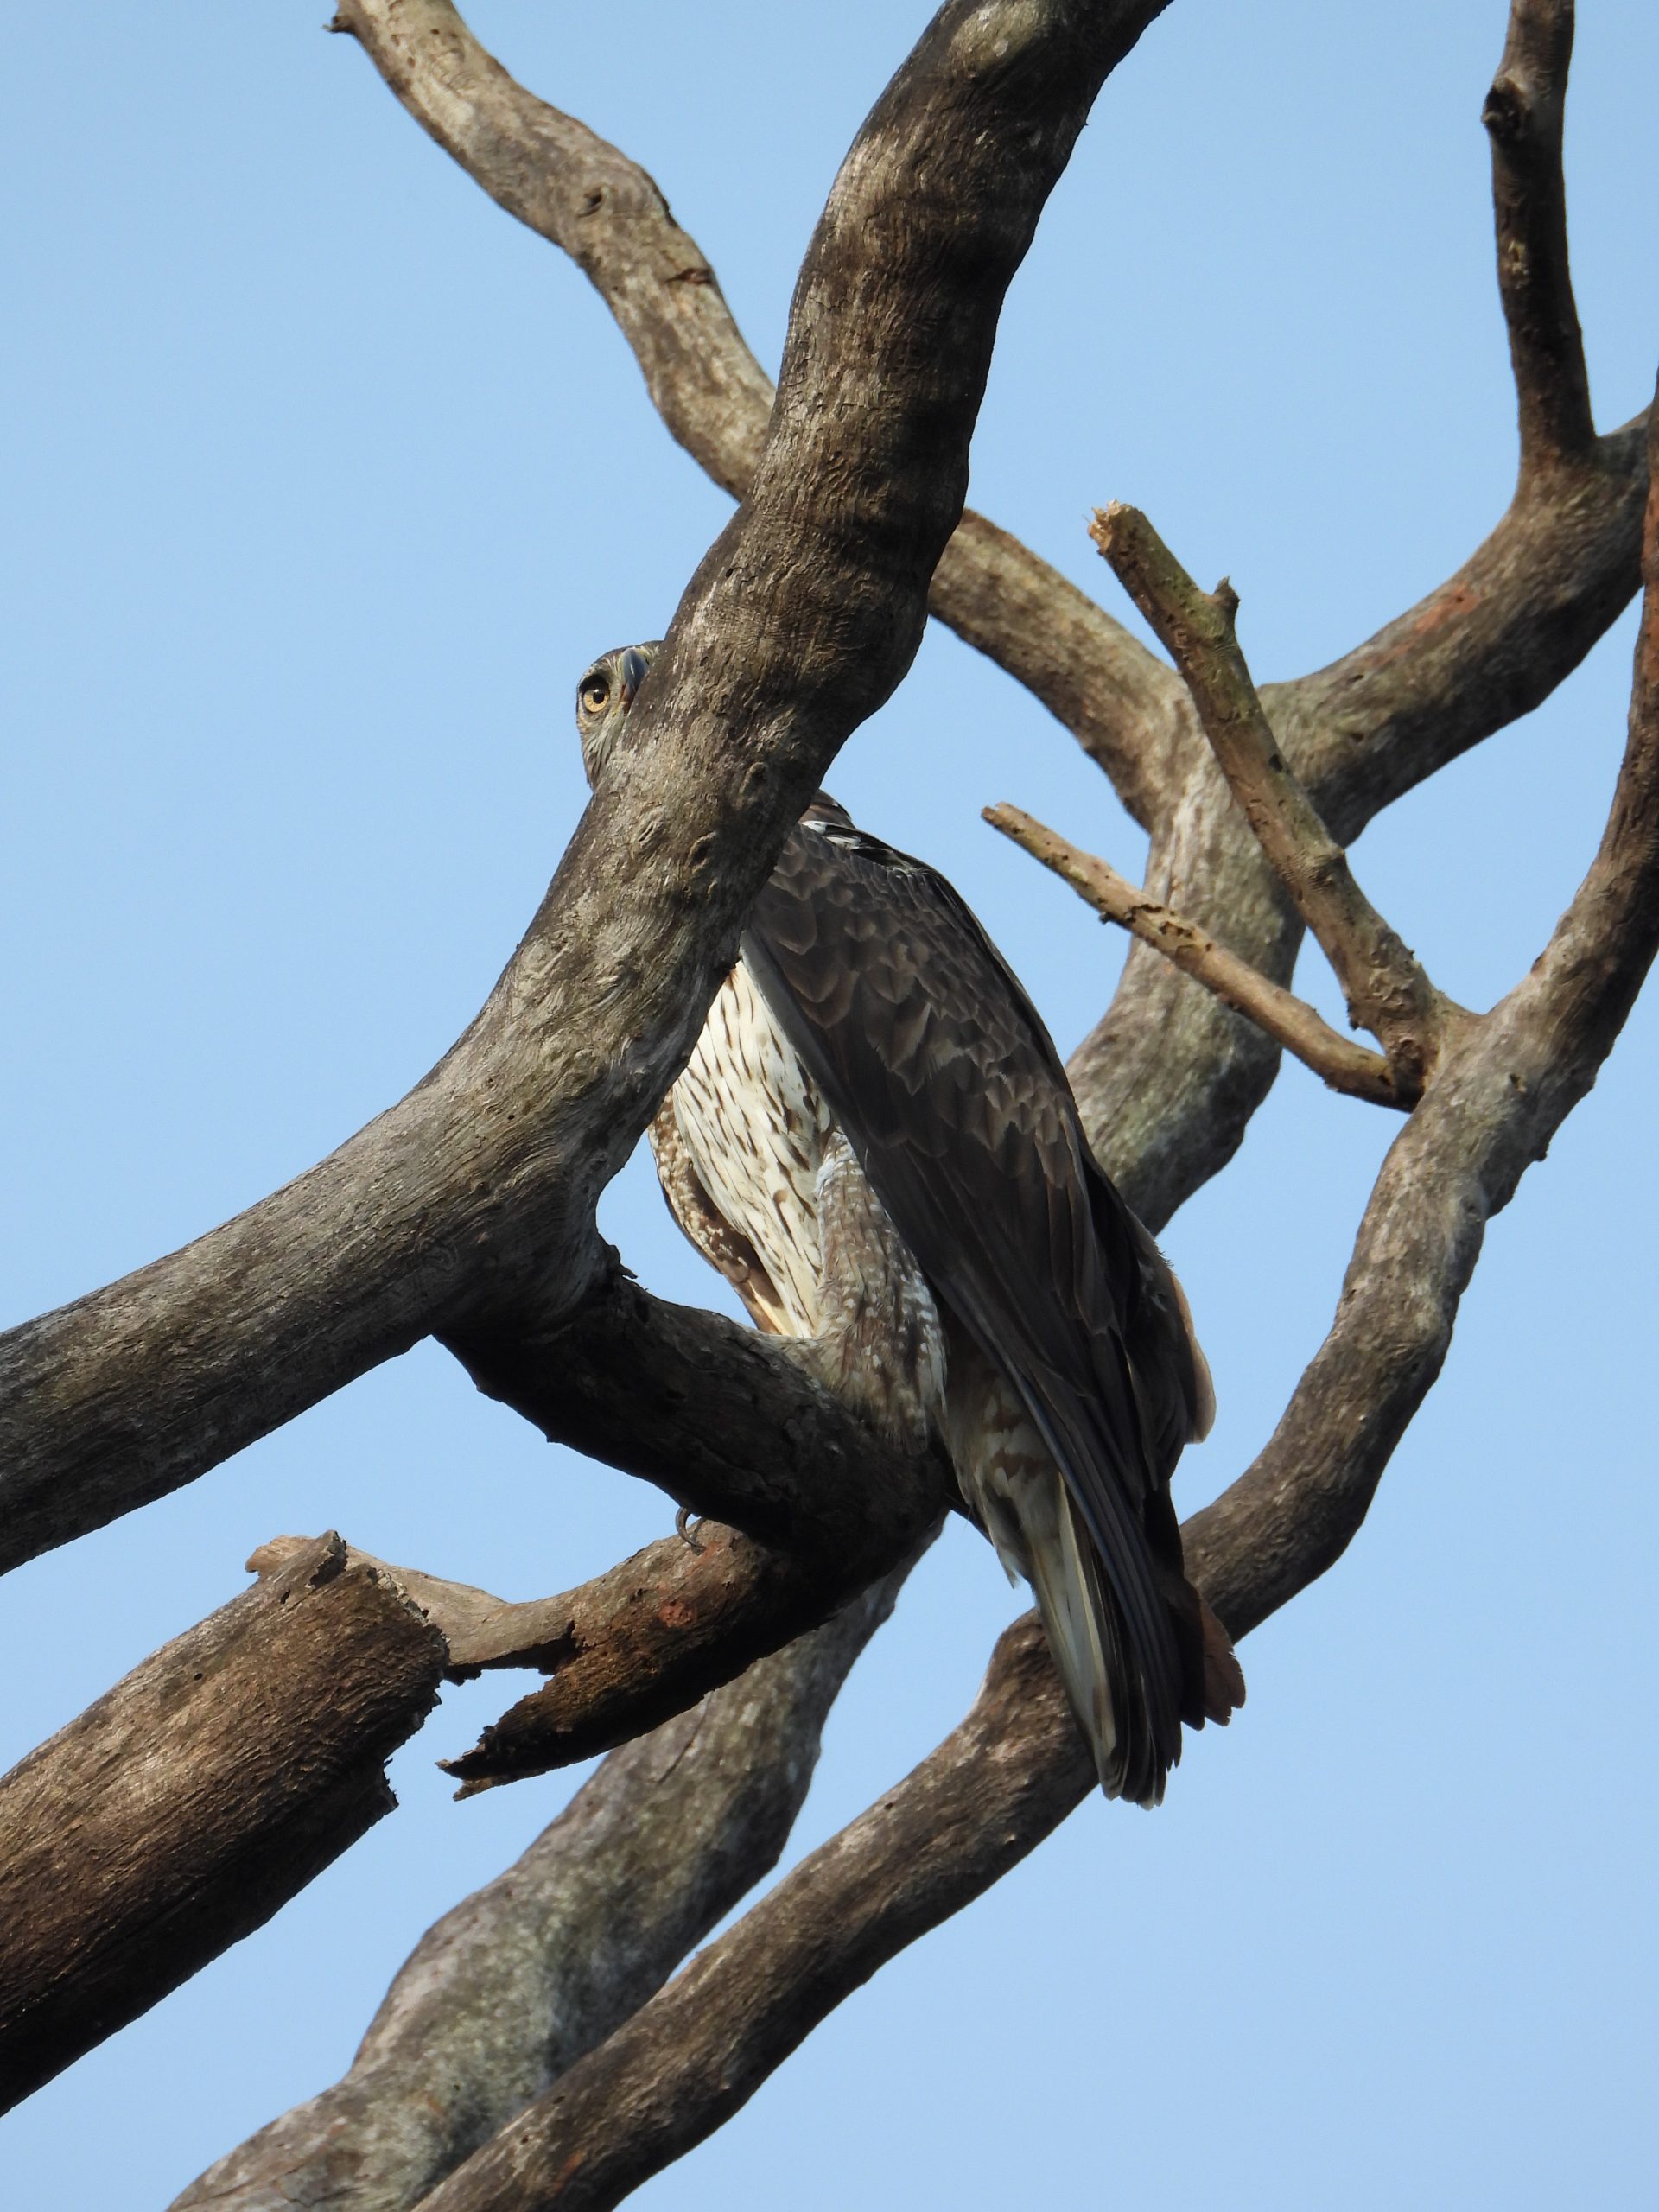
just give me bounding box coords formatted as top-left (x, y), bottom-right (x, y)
top-left (3, 3), bottom-right (1656, 2206)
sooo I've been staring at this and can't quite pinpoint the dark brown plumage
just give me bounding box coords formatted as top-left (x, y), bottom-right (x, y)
top-left (575, 644), bottom-right (1242, 1803)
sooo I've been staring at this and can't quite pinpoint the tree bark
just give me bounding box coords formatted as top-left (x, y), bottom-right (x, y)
top-left (0, 1534), bottom-right (445, 2112)
top-left (172, 1570), bottom-right (912, 2212)
top-left (396, 387), bottom-right (1659, 2212)
top-left (0, 0), bottom-right (1171, 1589)
top-left (330, 0), bottom-right (1183, 826)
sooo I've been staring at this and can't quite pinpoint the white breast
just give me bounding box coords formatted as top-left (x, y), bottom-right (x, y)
top-left (670, 959), bottom-right (836, 1335)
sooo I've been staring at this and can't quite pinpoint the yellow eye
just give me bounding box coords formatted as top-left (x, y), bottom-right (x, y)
top-left (579, 675), bottom-right (610, 715)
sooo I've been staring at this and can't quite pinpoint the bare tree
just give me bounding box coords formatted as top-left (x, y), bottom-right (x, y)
top-left (2, 2), bottom-right (1653, 2205)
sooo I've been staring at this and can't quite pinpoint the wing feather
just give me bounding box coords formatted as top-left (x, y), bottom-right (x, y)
top-left (743, 811), bottom-right (1212, 1778)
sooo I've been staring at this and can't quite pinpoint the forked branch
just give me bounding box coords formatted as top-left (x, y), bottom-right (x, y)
top-left (1065, 0), bottom-right (1643, 1211)
top-left (250, 1527), bottom-right (868, 1788)
top-left (437, 1516), bottom-right (943, 1794)
top-left (327, 0), bottom-right (1184, 825)
top-left (422, 404), bottom-right (1659, 2203)
top-left (1279, 0), bottom-right (1641, 830)
top-left (0, 0), bottom-right (1163, 1588)
top-left (171, 1574), bottom-right (912, 2212)
top-left (1093, 501), bottom-right (1459, 1099)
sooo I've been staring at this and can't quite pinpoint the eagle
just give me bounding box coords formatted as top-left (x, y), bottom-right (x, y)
top-left (576, 641), bottom-right (1242, 1805)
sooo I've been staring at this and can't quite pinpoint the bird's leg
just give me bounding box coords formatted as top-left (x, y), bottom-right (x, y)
top-left (779, 1133), bottom-right (946, 1452)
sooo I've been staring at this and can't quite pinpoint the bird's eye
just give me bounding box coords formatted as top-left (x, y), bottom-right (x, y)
top-left (579, 675), bottom-right (610, 715)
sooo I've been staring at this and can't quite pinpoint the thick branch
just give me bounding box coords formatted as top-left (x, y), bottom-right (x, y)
top-left (255, 1255), bottom-right (957, 1795)
top-left (448, 1267), bottom-right (948, 1565)
top-left (1521, 395), bottom-right (1659, 1073)
top-left (433, 1522), bottom-right (893, 1793)
top-left (987, 804), bottom-right (1402, 1107)
top-left (248, 1529), bottom-right (838, 1775)
top-left (435, 1267), bottom-right (953, 1782)
top-left (1093, 502), bottom-right (1454, 1096)
top-left (0, 0), bottom-right (1166, 1581)
top-left (247, 1532), bottom-right (607, 1678)
top-left (417, 387), bottom-right (1659, 2206)
top-left (329, 0), bottom-right (772, 497)
top-left (1483, 0), bottom-right (1594, 475)
top-left (1068, 416), bottom-right (1649, 1222)
top-left (1277, 418), bottom-right (1649, 838)
top-left (172, 1576), bottom-right (908, 2212)
top-left (0, 1535), bottom-right (444, 2113)
top-left (413, 1612), bottom-right (1091, 2212)
top-left (331, 0), bottom-right (1180, 824)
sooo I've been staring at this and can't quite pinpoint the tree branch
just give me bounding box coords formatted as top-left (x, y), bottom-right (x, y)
top-left (171, 1573), bottom-right (910, 2212)
top-left (246, 1532), bottom-right (607, 1678)
top-left (0, 0), bottom-right (1167, 1583)
top-left (1093, 502), bottom-right (1457, 1096)
top-left (1277, 0), bottom-right (1639, 836)
top-left (422, 422), bottom-right (1659, 2198)
top-left (1066, 423), bottom-right (1647, 1227)
top-left (434, 1517), bottom-right (931, 1795)
top-left (985, 803), bottom-right (1403, 1106)
top-left (438, 1268), bottom-right (954, 1783)
top-left (248, 1527), bottom-right (849, 1779)
top-left (1274, 416), bottom-right (1649, 842)
top-left (1190, 381), bottom-right (1659, 1633)
top-left (1063, 8), bottom-right (1641, 1206)
top-left (1518, 391), bottom-right (1659, 1077)
top-left (447, 1268), bottom-right (950, 1567)
top-left (0, 1535), bottom-right (445, 2113)
top-left (410, 1611), bottom-right (1092, 2212)
top-left (328, 0), bottom-right (1182, 825)
top-left (1483, 0), bottom-right (1595, 476)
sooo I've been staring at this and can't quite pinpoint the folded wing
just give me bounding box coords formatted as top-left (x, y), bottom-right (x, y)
top-left (743, 803), bottom-right (1233, 1800)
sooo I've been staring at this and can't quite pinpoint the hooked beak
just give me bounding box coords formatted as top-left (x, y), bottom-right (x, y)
top-left (619, 646), bottom-right (652, 711)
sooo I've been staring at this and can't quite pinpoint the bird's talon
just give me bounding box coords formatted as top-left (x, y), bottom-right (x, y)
top-left (675, 1506), bottom-right (707, 1552)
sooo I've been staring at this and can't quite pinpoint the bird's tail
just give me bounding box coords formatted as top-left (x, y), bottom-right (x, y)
top-left (1024, 1475), bottom-right (1243, 1807)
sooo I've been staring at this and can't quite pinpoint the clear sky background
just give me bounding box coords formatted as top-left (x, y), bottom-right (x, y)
top-left (3, 4), bottom-right (1656, 2207)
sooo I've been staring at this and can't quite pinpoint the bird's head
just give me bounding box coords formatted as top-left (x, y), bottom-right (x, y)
top-left (574, 639), bottom-right (663, 786)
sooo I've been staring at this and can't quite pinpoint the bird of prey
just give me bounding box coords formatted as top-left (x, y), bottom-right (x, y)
top-left (575, 641), bottom-right (1243, 1805)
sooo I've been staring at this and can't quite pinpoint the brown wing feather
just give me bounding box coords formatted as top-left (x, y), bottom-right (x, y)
top-left (743, 807), bottom-right (1233, 1795)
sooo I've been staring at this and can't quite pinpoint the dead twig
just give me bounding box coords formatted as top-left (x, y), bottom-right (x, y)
top-left (984, 804), bottom-right (1404, 1107)
top-left (1093, 501), bottom-right (1462, 1101)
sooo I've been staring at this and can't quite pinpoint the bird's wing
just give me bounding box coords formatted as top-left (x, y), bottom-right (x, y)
top-left (742, 809), bottom-right (1199, 1771)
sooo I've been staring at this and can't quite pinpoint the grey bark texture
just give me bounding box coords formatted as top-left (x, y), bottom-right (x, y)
top-left (405, 400), bottom-right (1659, 2204)
top-left (0, 1535), bottom-right (445, 2113)
top-left (172, 1571), bottom-right (911, 2212)
top-left (7, 0), bottom-right (1656, 2204)
top-left (0, 0), bottom-right (1168, 1588)
top-left (326, 0), bottom-right (1182, 828)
